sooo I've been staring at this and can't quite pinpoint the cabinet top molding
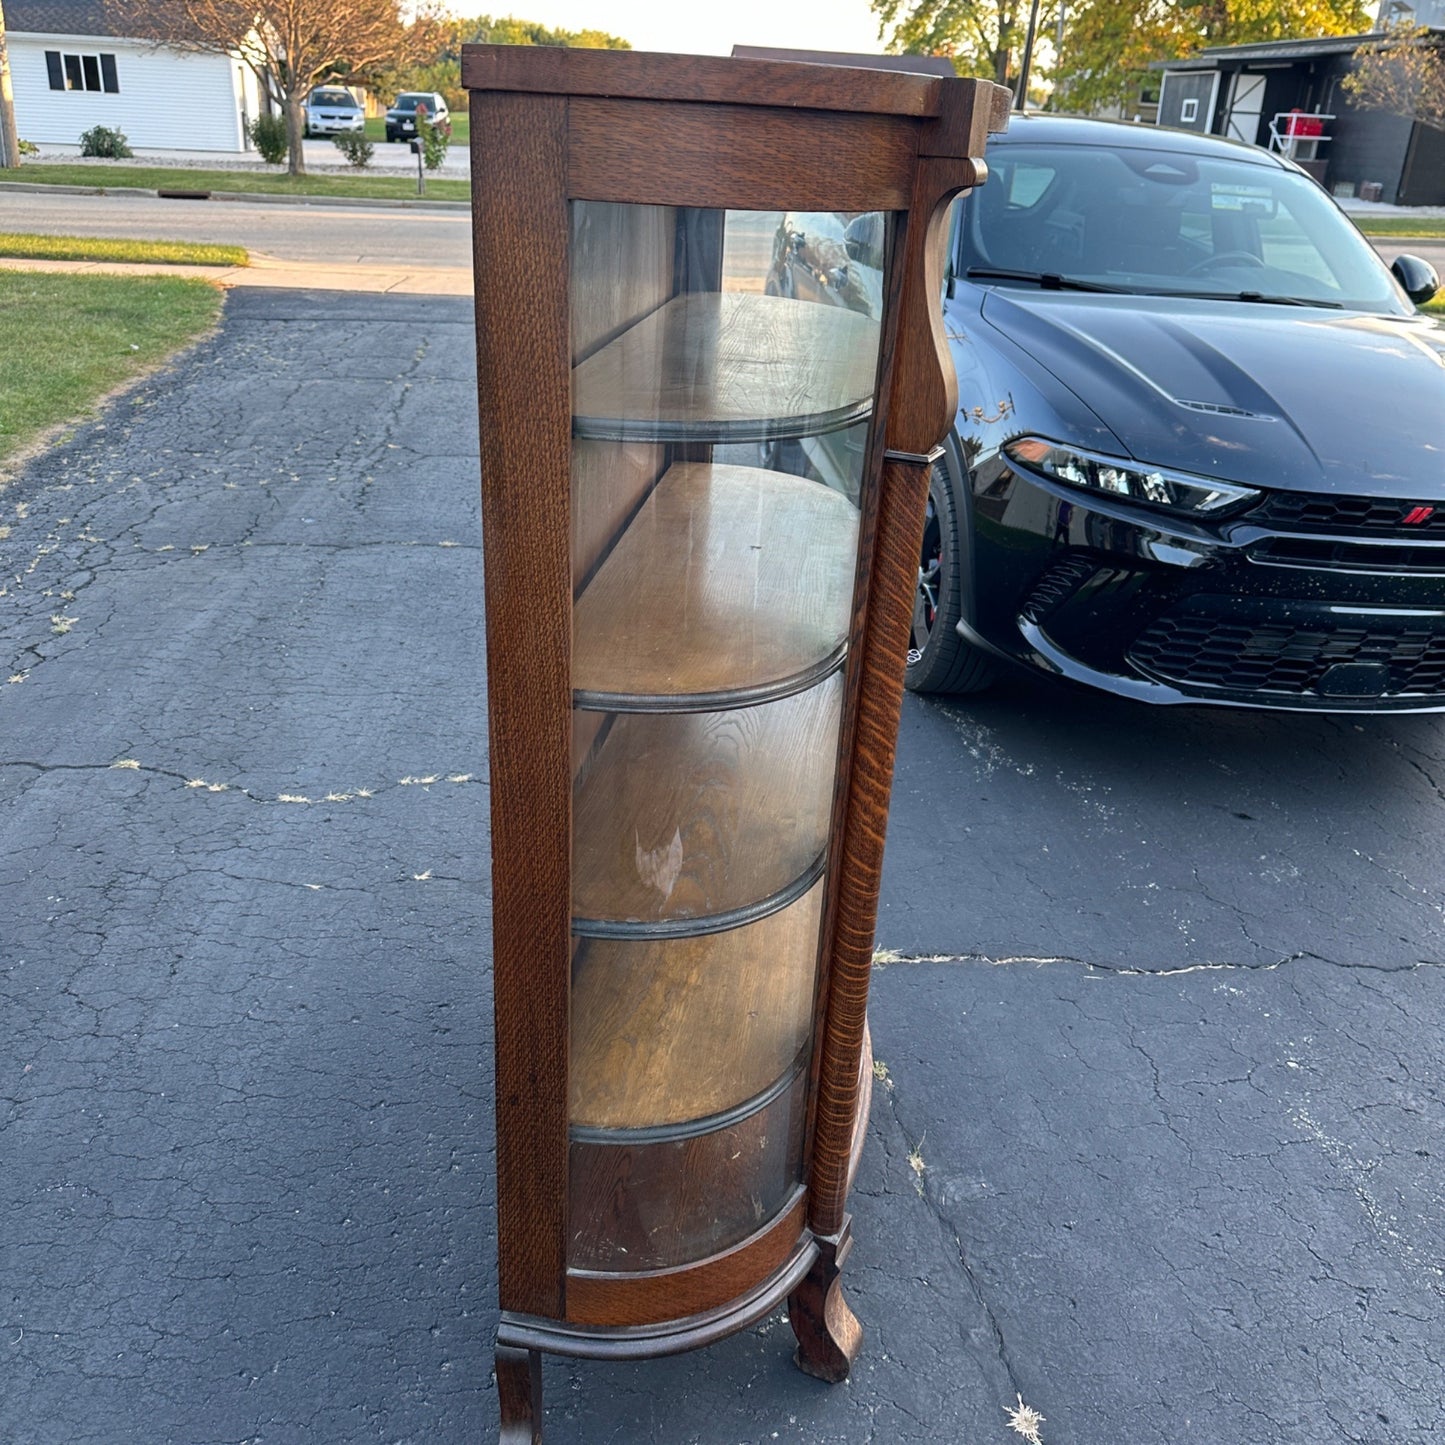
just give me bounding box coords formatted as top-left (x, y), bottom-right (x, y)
top-left (461, 44), bottom-right (1013, 145)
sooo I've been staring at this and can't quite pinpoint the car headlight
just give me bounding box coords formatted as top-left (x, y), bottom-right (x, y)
top-left (1003, 437), bottom-right (1259, 517)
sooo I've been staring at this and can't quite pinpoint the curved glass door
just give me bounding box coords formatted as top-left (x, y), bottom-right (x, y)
top-left (567, 201), bottom-right (887, 1273)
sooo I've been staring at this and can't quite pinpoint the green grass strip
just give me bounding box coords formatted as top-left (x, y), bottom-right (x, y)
top-left (0, 272), bottom-right (222, 465)
top-left (0, 232), bottom-right (248, 267)
top-left (1351, 216), bottom-right (1445, 239)
top-left (5, 163), bottom-right (468, 203)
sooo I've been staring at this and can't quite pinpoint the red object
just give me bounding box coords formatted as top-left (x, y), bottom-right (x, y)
top-left (1286, 110), bottom-right (1323, 138)
top-left (1403, 506), bottom-right (1435, 525)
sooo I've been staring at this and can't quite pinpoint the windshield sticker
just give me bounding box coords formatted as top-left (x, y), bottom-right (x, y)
top-left (1212, 184), bottom-right (1274, 213)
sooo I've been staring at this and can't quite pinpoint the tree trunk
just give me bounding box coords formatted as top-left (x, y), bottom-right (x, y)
top-left (0, 0), bottom-right (22, 169)
top-left (285, 90), bottom-right (306, 176)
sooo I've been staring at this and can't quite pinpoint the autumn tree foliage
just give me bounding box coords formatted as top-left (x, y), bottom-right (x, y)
top-left (1344, 21), bottom-right (1445, 132)
top-left (872, 0), bottom-right (1047, 89)
top-left (376, 13), bottom-right (631, 112)
top-left (1056, 0), bottom-right (1372, 112)
top-left (108, 0), bottom-right (436, 175)
top-left (874, 0), bottom-right (1371, 111)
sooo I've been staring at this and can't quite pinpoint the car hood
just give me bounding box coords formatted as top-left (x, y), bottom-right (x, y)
top-left (979, 289), bottom-right (1445, 498)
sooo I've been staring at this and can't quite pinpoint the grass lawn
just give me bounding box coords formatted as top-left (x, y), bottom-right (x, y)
top-left (5, 163), bottom-right (468, 203)
top-left (0, 232), bottom-right (248, 267)
top-left (0, 272), bottom-right (222, 467)
top-left (1352, 216), bottom-right (1445, 238)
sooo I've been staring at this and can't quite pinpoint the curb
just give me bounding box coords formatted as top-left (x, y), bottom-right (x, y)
top-left (0, 179), bottom-right (470, 212)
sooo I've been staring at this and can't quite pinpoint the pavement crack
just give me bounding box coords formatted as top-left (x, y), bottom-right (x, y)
top-left (875, 1072), bottom-right (1027, 1405)
top-left (871, 948), bottom-right (1440, 976)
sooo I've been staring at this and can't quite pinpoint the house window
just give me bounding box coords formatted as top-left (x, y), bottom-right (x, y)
top-left (1181, 97), bottom-right (1199, 123)
top-left (44, 50), bottom-right (120, 93)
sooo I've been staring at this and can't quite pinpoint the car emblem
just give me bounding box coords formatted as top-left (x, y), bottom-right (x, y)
top-left (1401, 505), bottom-right (1436, 525)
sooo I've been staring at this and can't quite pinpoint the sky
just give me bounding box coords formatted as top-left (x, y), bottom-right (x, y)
top-left (503, 0), bottom-right (894, 58)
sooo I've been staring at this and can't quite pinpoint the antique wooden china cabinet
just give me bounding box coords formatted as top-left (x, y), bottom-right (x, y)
top-left (464, 43), bottom-right (1007, 1440)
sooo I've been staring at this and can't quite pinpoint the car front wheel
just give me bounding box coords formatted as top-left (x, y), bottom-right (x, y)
top-left (904, 460), bottom-right (997, 695)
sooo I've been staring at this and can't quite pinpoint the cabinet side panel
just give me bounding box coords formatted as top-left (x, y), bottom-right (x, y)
top-left (471, 88), bottom-right (572, 1318)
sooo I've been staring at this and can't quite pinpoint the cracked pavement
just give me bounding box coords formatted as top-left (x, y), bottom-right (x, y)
top-left (3, 288), bottom-right (1443, 1444)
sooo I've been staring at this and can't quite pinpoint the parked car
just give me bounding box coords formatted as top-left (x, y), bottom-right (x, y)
top-left (901, 114), bottom-right (1445, 712)
top-left (385, 92), bottom-right (449, 143)
top-left (303, 86), bottom-right (364, 138)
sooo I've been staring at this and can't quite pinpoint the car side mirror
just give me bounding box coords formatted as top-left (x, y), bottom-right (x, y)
top-left (1392, 253), bottom-right (1440, 305)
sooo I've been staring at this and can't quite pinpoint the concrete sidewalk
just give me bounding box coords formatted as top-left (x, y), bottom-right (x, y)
top-left (0, 252), bottom-right (472, 295)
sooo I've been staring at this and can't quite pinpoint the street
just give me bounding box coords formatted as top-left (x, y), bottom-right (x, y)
top-left (0, 189), bottom-right (471, 269)
top-left (1, 286), bottom-right (1441, 1444)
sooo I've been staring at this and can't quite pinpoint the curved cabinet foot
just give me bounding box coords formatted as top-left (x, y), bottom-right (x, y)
top-left (496, 1345), bottom-right (543, 1443)
top-left (787, 1219), bottom-right (862, 1383)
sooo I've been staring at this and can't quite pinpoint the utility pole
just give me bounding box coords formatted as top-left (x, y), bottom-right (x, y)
top-left (0, 0), bottom-right (20, 168)
top-left (1015, 0), bottom-right (1042, 111)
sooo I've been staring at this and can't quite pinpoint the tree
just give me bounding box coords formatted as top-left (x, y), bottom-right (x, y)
top-left (1343, 21), bottom-right (1445, 132)
top-left (872, 0), bottom-right (1054, 88)
top-left (1053, 0), bottom-right (1370, 115)
top-left (0, 0), bottom-right (21, 168)
top-left (377, 14), bottom-right (631, 112)
top-left (110, 0), bottom-right (435, 175)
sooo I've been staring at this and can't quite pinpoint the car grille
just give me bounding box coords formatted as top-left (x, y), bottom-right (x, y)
top-left (1252, 492), bottom-right (1445, 538)
top-left (1249, 537), bottom-right (1445, 576)
top-left (1128, 610), bottom-right (1445, 699)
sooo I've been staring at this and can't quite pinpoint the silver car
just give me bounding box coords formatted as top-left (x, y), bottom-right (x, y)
top-left (304, 86), bottom-right (364, 138)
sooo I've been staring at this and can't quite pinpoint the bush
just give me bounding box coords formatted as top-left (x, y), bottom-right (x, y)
top-left (248, 113), bottom-right (288, 165)
top-left (332, 132), bottom-right (374, 168)
top-left (415, 106), bottom-right (451, 171)
top-left (78, 125), bottom-right (132, 159)
top-left (18, 138), bottom-right (39, 157)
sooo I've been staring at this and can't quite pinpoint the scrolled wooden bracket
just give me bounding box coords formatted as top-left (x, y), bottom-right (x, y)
top-left (788, 1217), bottom-right (861, 1383)
top-left (496, 1345), bottom-right (544, 1444)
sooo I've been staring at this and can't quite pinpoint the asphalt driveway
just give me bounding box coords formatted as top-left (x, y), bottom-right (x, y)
top-left (1, 288), bottom-right (1441, 1445)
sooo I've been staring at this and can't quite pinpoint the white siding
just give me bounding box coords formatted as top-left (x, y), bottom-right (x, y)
top-left (8, 33), bottom-right (246, 151)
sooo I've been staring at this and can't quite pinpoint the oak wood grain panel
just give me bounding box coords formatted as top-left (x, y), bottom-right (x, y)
top-left (570, 200), bottom-right (676, 365)
top-left (570, 436), bottom-right (666, 592)
top-left (571, 675), bottom-right (842, 926)
top-left (569, 880), bottom-right (825, 1130)
top-left (470, 89), bottom-right (573, 1318)
top-left (572, 292), bottom-right (880, 444)
top-left (573, 463), bottom-right (859, 704)
top-left (566, 1193), bottom-right (809, 1328)
top-left (807, 450), bottom-right (933, 1240)
top-left (807, 151), bottom-right (995, 1241)
top-left (464, 44), bottom-right (942, 117)
top-left (568, 101), bottom-right (917, 212)
top-left (567, 1083), bottom-right (808, 1274)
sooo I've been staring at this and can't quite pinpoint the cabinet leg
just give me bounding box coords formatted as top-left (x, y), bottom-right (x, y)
top-left (496, 1344), bottom-right (543, 1444)
top-left (788, 1220), bottom-right (862, 1383)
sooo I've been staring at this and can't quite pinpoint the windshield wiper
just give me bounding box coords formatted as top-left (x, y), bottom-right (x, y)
top-left (1146, 289), bottom-right (1344, 309)
top-left (965, 267), bottom-right (1133, 295)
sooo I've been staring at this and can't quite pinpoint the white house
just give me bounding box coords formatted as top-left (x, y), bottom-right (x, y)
top-left (7, 0), bottom-right (264, 152)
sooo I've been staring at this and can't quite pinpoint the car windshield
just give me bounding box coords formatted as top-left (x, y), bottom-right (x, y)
top-left (958, 139), bottom-right (1407, 313)
top-left (311, 89), bottom-right (355, 107)
top-left (394, 95), bottom-right (433, 111)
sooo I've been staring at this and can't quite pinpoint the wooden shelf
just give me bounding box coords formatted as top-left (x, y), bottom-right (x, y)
top-left (572, 674), bottom-right (842, 930)
top-left (571, 291), bottom-right (882, 443)
top-left (569, 879), bottom-right (823, 1131)
top-left (574, 463), bottom-right (859, 708)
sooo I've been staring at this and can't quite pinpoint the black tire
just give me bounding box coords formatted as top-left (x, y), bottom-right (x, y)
top-left (904, 460), bottom-right (998, 695)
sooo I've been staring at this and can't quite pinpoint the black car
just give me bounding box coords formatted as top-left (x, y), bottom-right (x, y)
top-left (905, 115), bottom-right (1445, 712)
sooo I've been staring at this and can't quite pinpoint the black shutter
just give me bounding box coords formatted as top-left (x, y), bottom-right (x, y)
top-left (45, 50), bottom-right (64, 90)
top-left (100, 54), bottom-right (119, 92)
